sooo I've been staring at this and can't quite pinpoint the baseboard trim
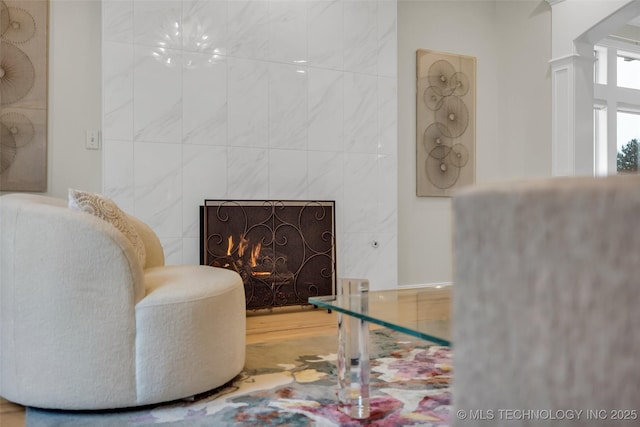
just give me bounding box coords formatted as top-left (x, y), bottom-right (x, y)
top-left (398, 281), bottom-right (452, 289)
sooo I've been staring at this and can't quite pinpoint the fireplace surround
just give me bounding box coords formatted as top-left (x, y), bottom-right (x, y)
top-left (200, 200), bottom-right (336, 310)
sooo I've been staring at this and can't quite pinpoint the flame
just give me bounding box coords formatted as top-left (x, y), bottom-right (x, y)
top-left (227, 236), bottom-right (233, 256)
top-left (252, 271), bottom-right (271, 277)
top-left (238, 234), bottom-right (249, 257)
top-left (250, 242), bottom-right (262, 267)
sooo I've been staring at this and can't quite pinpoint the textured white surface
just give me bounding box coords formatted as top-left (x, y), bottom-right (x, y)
top-left (452, 176), bottom-right (640, 426)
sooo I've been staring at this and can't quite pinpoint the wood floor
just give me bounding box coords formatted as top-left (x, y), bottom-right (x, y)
top-left (0, 307), bottom-right (338, 427)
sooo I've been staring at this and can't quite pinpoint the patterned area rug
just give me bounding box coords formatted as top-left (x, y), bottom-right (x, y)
top-left (26, 329), bottom-right (452, 426)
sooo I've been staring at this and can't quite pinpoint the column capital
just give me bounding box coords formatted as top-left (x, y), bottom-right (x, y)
top-left (549, 52), bottom-right (594, 69)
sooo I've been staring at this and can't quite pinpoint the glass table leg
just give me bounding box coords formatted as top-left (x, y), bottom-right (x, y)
top-left (337, 279), bottom-right (370, 419)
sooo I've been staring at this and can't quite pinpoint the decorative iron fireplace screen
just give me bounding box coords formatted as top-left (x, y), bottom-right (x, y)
top-left (200, 200), bottom-right (336, 310)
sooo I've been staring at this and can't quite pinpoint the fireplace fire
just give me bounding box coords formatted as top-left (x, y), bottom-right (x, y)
top-left (200, 200), bottom-right (336, 310)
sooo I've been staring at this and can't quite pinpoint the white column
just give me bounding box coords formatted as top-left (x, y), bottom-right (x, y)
top-left (550, 48), bottom-right (595, 176)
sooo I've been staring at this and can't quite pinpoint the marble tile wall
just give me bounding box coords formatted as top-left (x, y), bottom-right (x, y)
top-left (102, 0), bottom-right (397, 290)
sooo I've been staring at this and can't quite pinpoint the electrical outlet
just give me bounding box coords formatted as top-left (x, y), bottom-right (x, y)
top-left (86, 130), bottom-right (101, 150)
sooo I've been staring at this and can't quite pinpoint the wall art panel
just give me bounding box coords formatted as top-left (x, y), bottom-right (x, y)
top-left (416, 49), bottom-right (475, 197)
top-left (0, 0), bottom-right (48, 191)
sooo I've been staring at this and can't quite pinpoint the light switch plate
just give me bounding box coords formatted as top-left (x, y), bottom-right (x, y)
top-left (86, 130), bottom-right (101, 150)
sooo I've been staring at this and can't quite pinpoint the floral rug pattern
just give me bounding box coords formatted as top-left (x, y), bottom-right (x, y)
top-left (27, 329), bottom-right (452, 427)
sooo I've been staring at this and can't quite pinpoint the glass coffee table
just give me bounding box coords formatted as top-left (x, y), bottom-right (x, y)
top-left (308, 279), bottom-right (452, 419)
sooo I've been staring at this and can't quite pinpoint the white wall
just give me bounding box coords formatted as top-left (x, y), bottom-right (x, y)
top-left (0, 1), bottom-right (101, 198)
top-left (398, 1), bottom-right (552, 286)
top-left (39, 0), bottom-right (639, 290)
top-left (46, 0), bottom-right (102, 197)
top-left (101, 0), bottom-right (398, 290)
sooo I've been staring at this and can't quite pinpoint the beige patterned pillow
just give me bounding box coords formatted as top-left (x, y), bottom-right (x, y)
top-left (68, 188), bottom-right (146, 266)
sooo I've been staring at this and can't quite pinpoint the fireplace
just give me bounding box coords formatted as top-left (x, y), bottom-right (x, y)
top-left (200, 200), bottom-right (336, 310)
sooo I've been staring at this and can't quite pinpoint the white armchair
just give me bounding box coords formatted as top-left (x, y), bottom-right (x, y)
top-left (0, 193), bottom-right (246, 410)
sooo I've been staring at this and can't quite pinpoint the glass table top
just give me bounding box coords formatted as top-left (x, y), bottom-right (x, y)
top-left (309, 285), bottom-right (452, 346)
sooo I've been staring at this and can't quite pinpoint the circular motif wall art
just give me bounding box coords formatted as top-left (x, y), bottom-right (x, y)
top-left (416, 49), bottom-right (476, 197)
top-left (0, 0), bottom-right (48, 192)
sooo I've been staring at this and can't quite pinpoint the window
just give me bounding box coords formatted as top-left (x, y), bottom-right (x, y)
top-left (593, 41), bottom-right (640, 175)
top-left (617, 111), bottom-right (640, 172)
top-left (594, 106), bottom-right (608, 176)
top-left (617, 50), bottom-right (640, 91)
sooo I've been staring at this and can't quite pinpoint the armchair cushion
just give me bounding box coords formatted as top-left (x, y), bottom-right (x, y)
top-left (68, 188), bottom-right (146, 265)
